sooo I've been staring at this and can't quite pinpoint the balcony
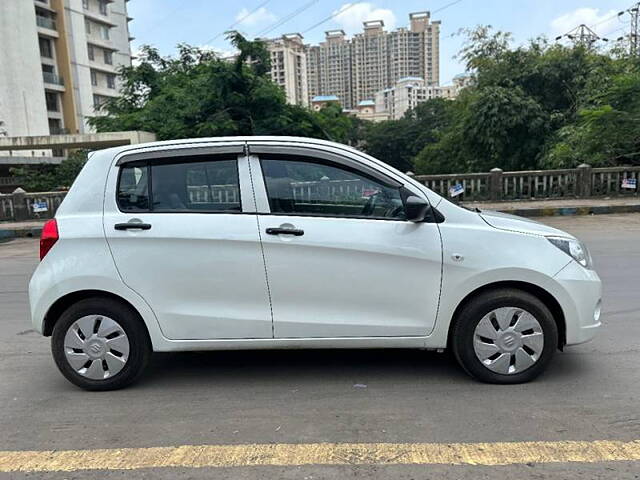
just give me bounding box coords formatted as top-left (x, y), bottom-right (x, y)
top-left (42, 71), bottom-right (64, 86)
top-left (36, 15), bottom-right (56, 30)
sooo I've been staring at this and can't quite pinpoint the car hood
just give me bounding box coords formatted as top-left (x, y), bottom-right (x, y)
top-left (479, 210), bottom-right (574, 239)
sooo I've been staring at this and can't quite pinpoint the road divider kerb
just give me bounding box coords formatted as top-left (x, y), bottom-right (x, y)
top-left (1, 439), bottom-right (639, 473)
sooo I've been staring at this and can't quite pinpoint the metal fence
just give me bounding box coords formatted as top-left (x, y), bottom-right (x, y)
top-left (1, 164), bottom-right (639, 222)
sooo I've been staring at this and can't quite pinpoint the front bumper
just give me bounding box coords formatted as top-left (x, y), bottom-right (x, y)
top-left (553, 260), bottom-right (602, 345)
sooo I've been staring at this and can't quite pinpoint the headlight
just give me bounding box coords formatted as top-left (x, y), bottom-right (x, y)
top-left (547, 237), bottom-right (592, 268)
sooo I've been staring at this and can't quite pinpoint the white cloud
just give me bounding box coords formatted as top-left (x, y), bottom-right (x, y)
top-left (332, 3), bottom-right (396, 34)
top-left (235, 7), bottom-right (277, 27)
top-left (550, 8), bottom-right (619, 37)
top-left (199, 45), bottom-right (239, 59)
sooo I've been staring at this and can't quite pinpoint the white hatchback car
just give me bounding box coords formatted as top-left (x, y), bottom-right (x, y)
top-left (29, 137), bottom-right (601, 390)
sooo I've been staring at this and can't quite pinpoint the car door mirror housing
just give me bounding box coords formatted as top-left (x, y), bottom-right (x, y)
top-left (404, 195), bottom-right (430, 222)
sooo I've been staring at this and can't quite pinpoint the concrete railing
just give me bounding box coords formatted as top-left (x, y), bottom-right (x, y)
top-left (0, 192), bottom-right (66, 222)
top-left (1, 164), bottom-right (638, 222)
top-left (413, 164), bottom-right (640, 202)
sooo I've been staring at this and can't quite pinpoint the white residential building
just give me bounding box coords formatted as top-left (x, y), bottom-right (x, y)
top-left (306, 30), bottom-right (354, 110)
top-left (306, 12), bottom-right (441, 109)
top-left (0, 0), bottom-right (133, 140)
top-left (375, 77), bottom-right (461, 120)
top-left (264, 33), bottom-right (309, 107)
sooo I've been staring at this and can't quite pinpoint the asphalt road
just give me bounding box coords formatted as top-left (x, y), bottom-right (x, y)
top-left (1, 214), bottom-right (639, 479)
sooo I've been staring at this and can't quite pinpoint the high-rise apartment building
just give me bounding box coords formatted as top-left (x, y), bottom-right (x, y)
top-left (305, 11), bottom-right (441, 109)
top-left (264, 33), bottom-right (309, 107)
top-left (306, 30), bottom-right (354, 111)
top-left (0, 0), bottom-right (133, 139)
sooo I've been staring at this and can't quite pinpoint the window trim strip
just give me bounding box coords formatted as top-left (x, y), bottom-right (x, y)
top-left (248, 144), bottom-right (402, 188)
top-left (115, 145), bottom-right (245, 166)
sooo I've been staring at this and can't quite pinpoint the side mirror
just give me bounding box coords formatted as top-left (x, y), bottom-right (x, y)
top-left (404, 195), bottom-right (430, 222)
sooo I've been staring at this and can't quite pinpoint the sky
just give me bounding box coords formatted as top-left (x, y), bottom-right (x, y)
top-left (127, 0), bottom-right (634, 85)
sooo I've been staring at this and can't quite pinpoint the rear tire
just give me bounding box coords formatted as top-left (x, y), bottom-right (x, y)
top-left (51, 298), bottom-right (151, 391)
top-left (451, 288), bottom-right (558, 384)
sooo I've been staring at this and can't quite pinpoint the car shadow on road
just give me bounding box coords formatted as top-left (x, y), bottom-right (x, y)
top-left (142, 348), bottom-right (464, 386)
top-left (138, 347), bottom-right (592, 389)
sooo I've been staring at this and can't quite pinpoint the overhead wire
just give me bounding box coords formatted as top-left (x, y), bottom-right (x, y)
top-left (203, 0), bottom-right (273, 44)
top-left (256, 0), bottom-right (320, 37)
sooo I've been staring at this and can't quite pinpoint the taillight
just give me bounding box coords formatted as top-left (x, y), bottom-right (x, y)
top-left (40, 219), bottom-right (59, 260)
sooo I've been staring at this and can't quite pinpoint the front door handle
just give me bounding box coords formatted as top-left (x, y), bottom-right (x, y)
top-left (115, 222), bottom-right (152, 231)
top-left (266, 227), bottom-right (304, 236)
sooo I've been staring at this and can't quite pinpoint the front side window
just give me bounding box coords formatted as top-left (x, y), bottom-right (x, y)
top-left (261, 156), bottom-right (405, 219)
top-left (117, 156), bottom-right (241, 213)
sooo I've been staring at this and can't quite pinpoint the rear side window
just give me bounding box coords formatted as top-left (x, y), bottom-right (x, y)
top-left (117, 156), bottom-right (241, 213)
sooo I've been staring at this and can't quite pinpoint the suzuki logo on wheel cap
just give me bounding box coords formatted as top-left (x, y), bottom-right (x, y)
top-left (503, 335), bottom-right (516, 347)
top-left (90, 343), bottom-right (102, 354)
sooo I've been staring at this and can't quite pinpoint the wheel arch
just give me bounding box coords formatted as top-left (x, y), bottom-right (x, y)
top-left (447, 280), bottom-right (566, 350)
top-left (42, 289), bottom-right (149, 339)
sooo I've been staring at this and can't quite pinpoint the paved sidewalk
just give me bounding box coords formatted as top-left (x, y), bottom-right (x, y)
top-left (0, 220), bottom-right (45, 241)
top-left (462, 196), bottom-right (640, 217)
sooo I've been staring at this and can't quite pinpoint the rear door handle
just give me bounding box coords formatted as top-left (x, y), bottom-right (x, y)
top-left (266, 227), bottom-right (304, 236)
top-left (114, 222), bottom-right (152, 231)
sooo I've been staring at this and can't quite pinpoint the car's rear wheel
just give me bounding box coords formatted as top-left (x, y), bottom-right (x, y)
top-left (51, 298), bottom-right (151, 391)
top-left (451, 288), bottom-right (558, 384)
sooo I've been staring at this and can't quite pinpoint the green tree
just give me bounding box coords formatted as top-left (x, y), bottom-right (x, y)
top-left (89, 34), bottom-right (328, 140)
top-left (361, 98), bottom-right (454, 172)
top-left (10, 150), bottom-right (88, 192)
top-left (544, 71), bottom-right (640, 167)
top-left (414, 26), bottom-right (640, 174)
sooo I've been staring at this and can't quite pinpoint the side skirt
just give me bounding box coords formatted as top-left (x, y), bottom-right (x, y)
top-left (151, 336), bottom-right (444, 352)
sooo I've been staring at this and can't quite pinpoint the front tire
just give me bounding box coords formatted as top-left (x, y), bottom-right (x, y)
top-left (451, 288), bottom-right (558, 384)
top-left (51, 298), bottom-right (151, 391)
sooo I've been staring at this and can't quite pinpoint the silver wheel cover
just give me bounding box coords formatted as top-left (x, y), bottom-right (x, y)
top-left (473, 307), bottom-right (544, 375)
top-left (63, 315), bottom-right (130, 380)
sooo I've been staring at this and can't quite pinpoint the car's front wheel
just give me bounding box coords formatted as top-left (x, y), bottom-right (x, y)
top-left (451, 288), bottom-right (558, 384)
top-left (51, 298), bottom-right (151, 391)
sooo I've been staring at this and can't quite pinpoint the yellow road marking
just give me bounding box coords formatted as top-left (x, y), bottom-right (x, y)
top-left (1, 440), bottom-right (639, 473)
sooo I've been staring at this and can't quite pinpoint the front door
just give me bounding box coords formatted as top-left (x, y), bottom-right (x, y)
top-left (250, 149), bottom-right (442, 338)
top-left (104, 148), bottom-right (272, 340)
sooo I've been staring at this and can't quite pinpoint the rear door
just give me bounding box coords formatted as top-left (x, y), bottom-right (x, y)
top-left (103, 145), bottom-right (273, 340)
top-left (248, 143), bottom-right (443, 338)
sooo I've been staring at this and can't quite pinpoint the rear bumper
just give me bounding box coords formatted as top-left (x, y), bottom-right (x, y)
top-left (553, 261), bottom-right (602, 345)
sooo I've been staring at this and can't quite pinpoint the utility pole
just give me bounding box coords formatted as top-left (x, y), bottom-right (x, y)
top-left (555, 24), bottom-right (608, 49)
top-left (617, 3), bottom-right (640, 55)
